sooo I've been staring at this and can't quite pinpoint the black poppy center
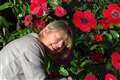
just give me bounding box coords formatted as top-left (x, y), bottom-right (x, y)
top-left (80, 17), bottom-right (88, 24)
top-left (38, 24), bottom-right (42, 28)
top-left (111, 11), bottom-right (120, 18)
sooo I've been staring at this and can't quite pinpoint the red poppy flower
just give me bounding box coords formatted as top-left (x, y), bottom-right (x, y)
top-left (84, 74), bottom-right (97, 80)
top-left (30, 0), bottom-right (48, 17)
top-left (103, 3), bottom-right (120, 24)
top-left (90, 52), bottom-right (105, 64)
top-left (31, 0), bottom-right (46, 4)
top-left (95, 33), bottom-right (104, 42)
top-left (23, 15), bottom-right (32, 27)
top-left (105, 73), bottom-right (117, 80)
top-left (73, 10), bottom-right (97, 32)
top-left (100, 18), bottom-right (111, 30)
top-left (55, 6), bottom-right (67, 17)
top-left (111, 52), bottom-right (120, 71)
top-left (34, 20), bottom-right (46, 30)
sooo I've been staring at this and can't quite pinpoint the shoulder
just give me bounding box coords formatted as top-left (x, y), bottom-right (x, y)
top-left (1, 33), bottom-right (41, 53)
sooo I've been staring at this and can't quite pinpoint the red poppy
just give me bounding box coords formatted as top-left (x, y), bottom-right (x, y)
top-left (55, 6), bottom-right (67, 17)
top-left (84, 74), bottom-right (97, 80)
top-left (23, 15), bottom-right (32, 27)
top-left (90, 52), bottom-right (105, 64)
top-left (100, 18), bottom-right (111, 30)
top-left (95, 33), bottom-right (104, 42)
top-left (34, 20), bottom-right (46, 30)
top-left (31, 0), bottom-right (46, 4)
top-left (111, 52), bottom-right (120, 71)
top-left (105, 73), bottom-right (117, 80)
top-left (103, 3), bottom-right (120, 24)
top-left (73, 10), bottom-right (96, 32)
top-left (30, 0), bottom-right (48, 17)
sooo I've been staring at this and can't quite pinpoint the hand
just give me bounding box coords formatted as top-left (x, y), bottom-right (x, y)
top-left (67, 76), bottom-right (73, 80)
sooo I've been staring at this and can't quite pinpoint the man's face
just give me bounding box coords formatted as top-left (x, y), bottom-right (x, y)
top-left (43, 30), bottom-right (67, 54)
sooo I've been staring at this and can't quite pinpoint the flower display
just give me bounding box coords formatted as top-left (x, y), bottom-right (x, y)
top-left (24, 15), bottom-right (32, 27)
top-left (30, 0), bottom-right (48, 17)
top-left (73, 10), bottom-right (96, 32)
top-left (103, 3), bottom-right (120, 24)
top-left (1, 0), bottom-right (120, 79)
top-left (94, 33), bottom-right (104, 42)
top-left (84, 74), bottom-right (97, 80)
top-left (100, 18), bottom-right (111, 30)
top-left (105, 73), bottom-right (117, 80)
top-left (90, 51), bottom-right (105, 64)
top-left (111, 52), bottom-right (120, 71)
top-left (34, 20), bottom-right (46, 30)
top-left (55, 6), bottom-right (67, 17)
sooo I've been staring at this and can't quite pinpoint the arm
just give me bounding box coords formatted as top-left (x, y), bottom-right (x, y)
top-left (18, 46), bottom-right (46, 80)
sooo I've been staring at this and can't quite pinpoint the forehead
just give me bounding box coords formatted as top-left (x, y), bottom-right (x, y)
top-left (50, 30), bottom-right (68, 39)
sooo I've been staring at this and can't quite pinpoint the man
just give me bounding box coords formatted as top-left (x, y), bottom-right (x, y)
top-left (0, 20), bottom-right (73, 80)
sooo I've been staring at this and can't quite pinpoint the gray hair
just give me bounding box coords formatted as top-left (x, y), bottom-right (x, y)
top-left (39, 20), bottom-right (73, 48)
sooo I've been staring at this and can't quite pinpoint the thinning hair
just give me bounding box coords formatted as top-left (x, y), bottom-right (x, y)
top-left (39, 20), bottom-right (73, 48)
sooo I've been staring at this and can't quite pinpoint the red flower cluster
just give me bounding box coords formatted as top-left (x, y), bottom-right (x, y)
top-left (90, 52), bottom-right (105, 64)
top-left (55, 6), bottom-right (67, 17)
top-left (111, 51), bottom-right (120, 71)
top-left (103, 3), bottom-right (120, 24)
top-left (30, 0), bottom-right (48, 17)
top-left (84, 74), bottom-right (97, 80)
top-left (94, 33), bottom-right (104, 42)
top-left (34, 20), bottom-right (46, 30)
top-left (24, 15), bottom-right (32, 27)
top-left (100, 18), bottom-right (111, 30)
top-left (105, 73), bottom-right (117, 80)
top-left (73, 10), bottom-right (96, 32)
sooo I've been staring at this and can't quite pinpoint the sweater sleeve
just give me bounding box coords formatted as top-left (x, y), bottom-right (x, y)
top-left (17, 41), bottom-right (47, 80)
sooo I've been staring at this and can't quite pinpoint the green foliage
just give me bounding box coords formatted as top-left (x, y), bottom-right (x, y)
top-left (0, 2), bottom-right (12, 10)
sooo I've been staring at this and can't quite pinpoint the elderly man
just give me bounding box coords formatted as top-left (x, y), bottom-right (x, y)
top-left (0, 20), bottom-right (73, 80)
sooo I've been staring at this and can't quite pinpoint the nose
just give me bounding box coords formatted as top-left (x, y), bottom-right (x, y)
top-left (57, 40), bottom-right (64, 48)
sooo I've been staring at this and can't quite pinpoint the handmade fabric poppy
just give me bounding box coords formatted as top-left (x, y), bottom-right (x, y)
top-left (84, 74), bottom-right (97, 80)
top-left (105, 73), bottom-right (117, 80)
top-left (73, 10), bottom-right (96, 32)
top-left (111, 52), bottom-right (120, 71)
top-left (34, 20), bottom-right (46, 30)
top-left (55, 6), bottom-right (67, 17)
top-left (90, 52), bottom-right (105, 64)
top-left (103, 3), bottom-right (120, 24)
top-left (30, 0), bottom-right (48, 17)
top-left (94, 33), bottom-right (104, 42)
top-left (100, 18), bottom-right (111, 30)
top-left (23, 15), bottom-right (32, 27)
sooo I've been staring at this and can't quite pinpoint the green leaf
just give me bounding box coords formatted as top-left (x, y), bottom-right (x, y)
top-left (59, 66), bottom-right (69, 76)
top-left (0, 16), bottom-right (12, 27)
top-left (106, 62), bottom-right (112, 70)
top-left (0, 2), bottom-right (12, 10)
top-left (70, 66), bottom-right (78, 75)
top-left (80, 60), bottom-right (91, 68)
top-left (103, 32), bottom-right (112, 41)
top-left (110, 30), bottom-right (119, 39)
top-left (48, 0), bottom-right (62, 9)
top-left (90, 44), bottom-right (98, 51)
top-left (25, 3), bottom-right (30, 14)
